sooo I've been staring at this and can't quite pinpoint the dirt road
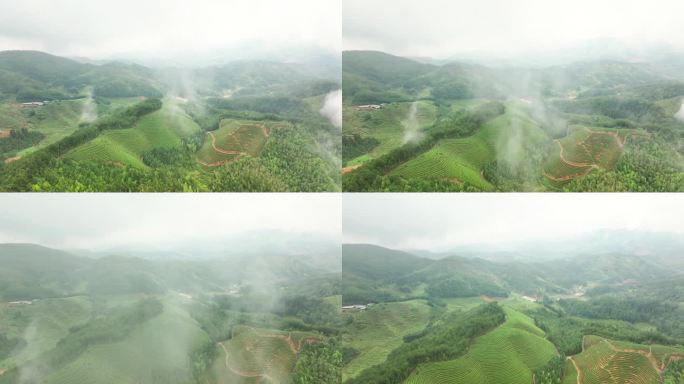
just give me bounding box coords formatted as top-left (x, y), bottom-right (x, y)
top-left (555, 140), bottom-right (595, 168)
top-left (209, 132), bottom-right (243, 155)
top-left (568, 356), bottom-right (582, 384)
top-left (218, 342), bottom-right (273, 381)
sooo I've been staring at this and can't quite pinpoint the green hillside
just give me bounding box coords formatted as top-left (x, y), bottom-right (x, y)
top-left (0, 243), bottom-right (341, 383)
top-left (65, 99), bottom-right (200, 168)
top-left (343, 300), bottom-right (432, 381)
top-left (405, 307), bottom-right (557, 384)
top-left (342, 50), bottom-right (684, 191)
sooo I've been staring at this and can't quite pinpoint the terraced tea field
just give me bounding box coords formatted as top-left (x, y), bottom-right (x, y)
top-left (209, 325), bottom-right (319, 384)
top-left (343, 300), bottom-right (432, 381)
top-left (196, 120), bottom-right (279, 167)
top-left (390, 102), bottom-right (546, 190)
top-left (66, 99), bottom-right (200, 168)
top-left (404, 307), bottom-right (557, 384)
top-left (567, 335), bottom-right (684, 384)
top-left (543, 127), bottom-right (644, 187)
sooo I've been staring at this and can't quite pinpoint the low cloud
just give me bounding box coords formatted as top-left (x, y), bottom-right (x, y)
top-left (319, 89), bottom-right (342, 128)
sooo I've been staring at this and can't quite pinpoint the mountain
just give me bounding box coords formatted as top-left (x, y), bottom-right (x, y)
top-left (0, 50), bottom-right (162, 101)
top-left (342, 243), bottom-right (431, 282)
top-left (0, 240), bottom-right (340, 301)
top-left (342, 239), bottom-right (684, 305)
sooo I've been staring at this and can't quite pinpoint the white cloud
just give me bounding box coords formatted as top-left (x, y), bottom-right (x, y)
top-left (0, 0), bottom-right (340, 59)
top-left (344, 0), bottom-right (684, 58)
top-left (0, 193), bottom-right (341, 250)
top-left (320, 89), bottom-right (342, 128)
top-left (343, 194), bottom-right (684, 250)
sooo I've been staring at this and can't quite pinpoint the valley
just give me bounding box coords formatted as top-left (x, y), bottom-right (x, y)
top-left (341, 51), bottom-right (684, 191)
top-left (341, 240), bottom-right (684, 384)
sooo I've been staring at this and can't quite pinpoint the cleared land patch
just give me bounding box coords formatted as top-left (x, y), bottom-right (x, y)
top-left (209, 325), bottom-right (319, 384)
top-left (196, 120), bottom-right (280, 168)
top-left (543, 127), bottom-right (644, 186)
top-left (568, 335), bottom-right (684, 384)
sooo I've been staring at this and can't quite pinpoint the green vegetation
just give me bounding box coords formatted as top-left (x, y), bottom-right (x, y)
top-left (0, 50), bottom-right (340, 191)
top-left (0, 242), bottom-right (342, 383)
top-left (342, 300), bottom-right (432, 380)
top-left (344, 303), bottom-right (506, 384)
top-left (342, 50), bottom-right (684, 191)
top-left (405, 308), bottom-right (556, 384)
top-left (342, 242), bottom-right (684, 383)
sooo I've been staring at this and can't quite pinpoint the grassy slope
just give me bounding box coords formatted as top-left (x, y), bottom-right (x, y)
top-left (391, 101), bottom-right (547, 190)
top-left (343, 300), bottom-right (432, 381)
top-left (404, 307), bottom-right (557, 384)
top-left (345, 100), bottom-right (437, 166)
top-left (0, 100), bottom-right (84, 156)
top-left (44, 296), bottom-right (209, 384)
top-left (65, 99), bottom-right (200, 168)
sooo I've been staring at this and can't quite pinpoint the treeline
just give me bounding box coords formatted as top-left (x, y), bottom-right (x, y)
top-left (533, 355), bottom-right (566, 384)
top-left (345, 303), bottom-right (505, 384)
top-left (425, 277), bottom-right (508, 298)
top-left (343, 101), bottom-right (505, 191)
top-left (342, 133), bottom-right (379, 163)
top-left (292, 339), bottom-right (342, 384)
top-left (534, 307), bottom-right (676, 356)
top-left (0, 98), bottom-right (163, 190)
top-left (558, 296), bottom-right (684, 341)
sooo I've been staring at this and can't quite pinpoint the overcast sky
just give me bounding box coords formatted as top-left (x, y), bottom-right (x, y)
top-left (344, 0), bottom-right (684, 58)
top-left (0, 0), bottom-right (340, 59)
top-left (0, 194), bottom-right (340, 250)
top-left (344, 194), bottom-right (684, 251)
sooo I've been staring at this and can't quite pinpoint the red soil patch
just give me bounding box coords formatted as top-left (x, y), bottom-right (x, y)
top-left (342, 164), bottom-right (360, 174)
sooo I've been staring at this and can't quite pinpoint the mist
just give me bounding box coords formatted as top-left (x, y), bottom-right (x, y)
top-left (0, 194), bottom-right (341, 251)
top-left (320, 89), bottom-right (342, 128)
top-left (79, 90), bottom-right (98, 123)
top-left (343, 194), bottom-right (684, 251)
top-left (0, 0), bottom-right (340, 65)
top-left (676, 98), bottom-right (684, 122)
top-left (344, 0), bottom-right (684, 61)
top-left (402, 102), bottom-right (422, 144)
